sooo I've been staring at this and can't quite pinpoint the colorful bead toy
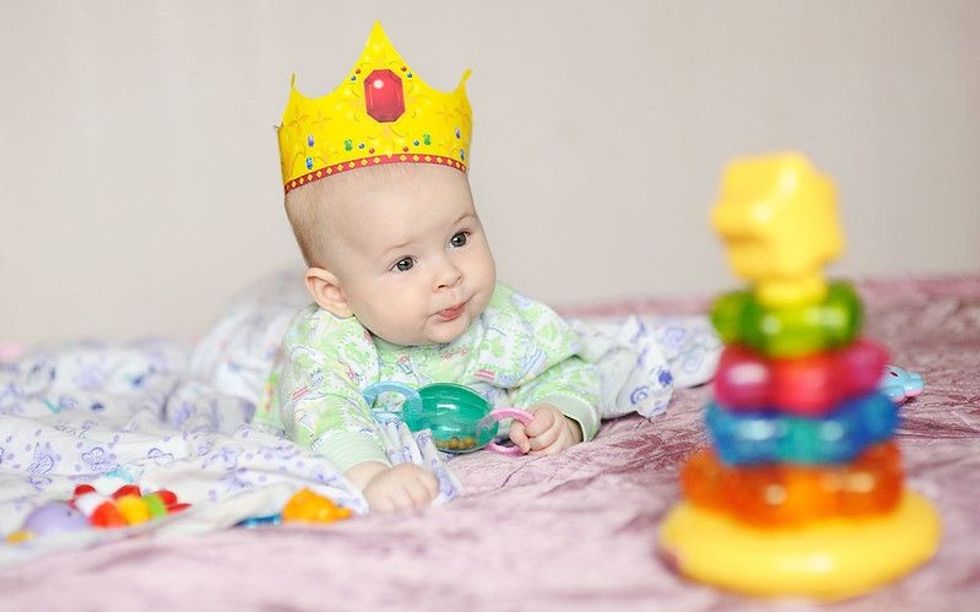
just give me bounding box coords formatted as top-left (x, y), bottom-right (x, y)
top-left (6, 483), bottom-right (190, 543)
top-left (659, 153), bottom-right (941, 600)
top-left (281, 488), bottom-right (352, 524)
top-left (235, 488), bottom-right (353, 528)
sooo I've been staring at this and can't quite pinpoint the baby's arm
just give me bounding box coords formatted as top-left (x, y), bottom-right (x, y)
top-left (273, 308), bottom-right (438, 511)
top-left (292, 391), bottom-right (440, 512)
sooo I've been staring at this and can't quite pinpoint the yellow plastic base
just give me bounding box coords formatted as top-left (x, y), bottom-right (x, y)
top-left (658, 490), bottom-right (941, 600)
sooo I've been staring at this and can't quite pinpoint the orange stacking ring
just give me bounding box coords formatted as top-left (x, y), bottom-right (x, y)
top-left (680, 441), bottom-right (903, 527)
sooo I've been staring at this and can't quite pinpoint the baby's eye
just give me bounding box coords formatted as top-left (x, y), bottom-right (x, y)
top-left (449, 231), bottom-right (469, 248)
top-left (392, 257), bottom-right (415, 272)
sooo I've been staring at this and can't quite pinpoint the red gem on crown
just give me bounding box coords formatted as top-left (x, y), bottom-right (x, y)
top-left (364, 69), bottom-right (405, 123)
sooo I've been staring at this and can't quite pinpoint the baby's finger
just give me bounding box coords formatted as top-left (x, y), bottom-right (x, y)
top-left (372, 494), bottom-right (394, 513)
top-left (419, 471), bottom-right (440, 499)
top-left (528, 442), bottom-right (563, 457)
top-left (509, 420), bottom-right (531, 453)
top-left (404, 481), bottom-right (432, 509)
top-left (528, 422), bottom-right (560, 451)
top-left (526, 408), bottom-right (556, 438)
top-left (388, 488), bottom-right (415, 512)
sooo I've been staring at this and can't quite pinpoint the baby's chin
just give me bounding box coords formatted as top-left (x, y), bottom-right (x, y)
top-left (419, 317), bottom-right (470, 345)
top-left (370, 319), bottom-right (468, 347)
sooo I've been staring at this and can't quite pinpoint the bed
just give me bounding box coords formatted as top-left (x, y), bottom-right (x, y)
top-left (0, 273), bottom-right (978, 611)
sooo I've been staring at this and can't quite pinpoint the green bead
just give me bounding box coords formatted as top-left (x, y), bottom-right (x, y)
top-left (143, 493), bottom-right (168, 518)
top-left (344, 139), bottom-right (353, 152)
top-left (710, 280), bottom-right (863, 358)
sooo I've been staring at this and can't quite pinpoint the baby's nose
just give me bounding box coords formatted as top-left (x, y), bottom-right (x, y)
top-left (434, 260), bottom-right (463, 290)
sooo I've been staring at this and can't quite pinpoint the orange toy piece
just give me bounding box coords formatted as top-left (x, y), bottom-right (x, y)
top-left (281, 488), bottom-right (352, 524)
top-left (681, 442), bottom-right (903, 527)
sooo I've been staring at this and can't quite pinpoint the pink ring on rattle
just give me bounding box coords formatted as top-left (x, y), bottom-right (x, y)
top-left (487, 408), bottom-right (534, 456)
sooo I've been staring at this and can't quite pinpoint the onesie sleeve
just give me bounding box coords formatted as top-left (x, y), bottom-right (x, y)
top-left (262, 305), bottom-right (390, 472)
top-left (489, 287), bottom-right (602, 441)
top-left (509, 355), bottom-right (602, 441)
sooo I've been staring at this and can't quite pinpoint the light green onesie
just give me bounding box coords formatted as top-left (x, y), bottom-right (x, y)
top-left (254, 284), bottom-right (601, 472)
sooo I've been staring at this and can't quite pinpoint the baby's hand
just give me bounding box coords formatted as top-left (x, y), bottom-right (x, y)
top-left (346, 462), bottom-right (439, 512)
top-left (508, 404), bottom-right (583, 456)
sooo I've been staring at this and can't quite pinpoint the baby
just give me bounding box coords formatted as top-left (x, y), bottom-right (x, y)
top-left (255, 23), bottom-right (601, 512)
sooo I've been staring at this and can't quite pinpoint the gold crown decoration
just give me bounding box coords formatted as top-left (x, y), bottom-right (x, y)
top-left (277, 21), bottom-right (473, 193)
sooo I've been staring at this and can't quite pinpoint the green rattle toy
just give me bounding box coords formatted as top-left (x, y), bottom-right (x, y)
top-left (362, 382), bottom-right (533, 455)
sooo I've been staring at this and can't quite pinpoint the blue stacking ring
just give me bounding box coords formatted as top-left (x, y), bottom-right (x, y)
top-left (705, 391), bottom-right (898, 466)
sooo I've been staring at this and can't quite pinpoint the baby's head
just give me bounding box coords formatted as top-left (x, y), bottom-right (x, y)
top-left (286, 163), bottom-right (496, 346)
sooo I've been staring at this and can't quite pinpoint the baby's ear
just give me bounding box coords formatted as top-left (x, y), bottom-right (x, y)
top-left (305, 267), bottom-right (353, 318)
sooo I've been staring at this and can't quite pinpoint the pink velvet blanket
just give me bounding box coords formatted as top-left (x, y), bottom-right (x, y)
top-left (1, 275), bottom-right (978, 611)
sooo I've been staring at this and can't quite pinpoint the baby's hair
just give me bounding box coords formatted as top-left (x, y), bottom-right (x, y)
top-left (284, 163), bottom-right (420, 268)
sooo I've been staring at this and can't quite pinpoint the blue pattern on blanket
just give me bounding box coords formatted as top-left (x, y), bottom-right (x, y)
top-left (0, 340), bottom-right (458, 562)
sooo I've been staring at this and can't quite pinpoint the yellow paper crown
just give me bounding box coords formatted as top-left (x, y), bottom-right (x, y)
top-left (277, 22), bottom-right (472, 193)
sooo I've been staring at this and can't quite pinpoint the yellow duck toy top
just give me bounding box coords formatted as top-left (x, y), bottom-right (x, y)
top-left (711, 152), bottom-right (844, 307)
top-left (277, 21), bottom-right (472, 193)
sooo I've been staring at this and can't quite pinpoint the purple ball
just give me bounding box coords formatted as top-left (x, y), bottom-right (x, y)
top-left (22, 503), bottom-right (89, 535)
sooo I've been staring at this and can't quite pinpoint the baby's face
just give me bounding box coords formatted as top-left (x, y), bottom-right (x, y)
top-left (323, 164), bottom-right (496, 346)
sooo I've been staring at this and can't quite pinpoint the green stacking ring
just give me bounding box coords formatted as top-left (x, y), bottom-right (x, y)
top-left (711, 280), bottom-right (863, 358)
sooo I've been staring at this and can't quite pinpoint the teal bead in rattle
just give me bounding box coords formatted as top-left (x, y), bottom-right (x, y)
top-left (362, 381), bottom-right (533, 455)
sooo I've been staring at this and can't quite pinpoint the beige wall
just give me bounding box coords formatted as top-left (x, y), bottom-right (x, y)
top-left (2, 1), bottom-right (978, 344)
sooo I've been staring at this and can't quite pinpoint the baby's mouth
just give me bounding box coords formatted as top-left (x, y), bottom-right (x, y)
top-left (436, 300), bottom-right (468, 321)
